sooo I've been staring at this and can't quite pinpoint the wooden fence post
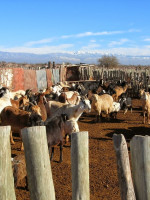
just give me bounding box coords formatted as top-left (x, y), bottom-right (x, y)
top-left (113, 134), bottom-right (136, 200)
top-left (130, 135), bottom-right (150, 200)
top-left (0, 126), bottom-right (16, 200)
top-left (21, 126), bottom-right (55, 200)
top-left (71, 131), bottom-right (90, 200)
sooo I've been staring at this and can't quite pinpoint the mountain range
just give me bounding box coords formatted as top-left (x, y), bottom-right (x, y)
top-left (0, 51), bottom-right (150, 65)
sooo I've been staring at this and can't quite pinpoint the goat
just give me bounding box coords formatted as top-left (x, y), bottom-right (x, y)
top-left (1, 106), bottom-right (43, 150)
top-left (119, 93), bottom-right (132, 114)
top-left (0, 87), bottom-right (12, 113)
top-left (45, 98), bottom-right (91, 142)
top-left (10, 95), bottom-right (29, 109)
top-left (44, 114), bottom-right (67, 163)
top-left (45, 101), bottom-right (68, 118)
top-left (58, 91), bottom-right (80, 105)
top-left (90, 94), bottom-right (114, 122)
top-left (46, 97), bottom-right (91, 121)
top-left (36, 93), bottom-right (47, 121)
top-left (112, 82), bottom-right (128, 102)
top-left (110, 102), bottom-right (121, 119)
top-left (10, 90), bottom-right (26, 99)
top-left (139, 89), bottom-right (150, 124)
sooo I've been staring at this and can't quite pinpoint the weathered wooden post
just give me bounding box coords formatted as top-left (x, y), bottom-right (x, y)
top-left (71, 131), bottom-right (90, 200)
top-left (130, 135), bottom-right (150, 200)
top-left (0, 126), bottom-right (16, 200)
top-left (113, 134), bottom-right (136, 200)
top-left (21, 126), bottom-right (55, 200)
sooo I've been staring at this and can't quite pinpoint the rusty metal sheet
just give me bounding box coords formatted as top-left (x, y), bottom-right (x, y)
top-left (12, 68), bottom-right (24, 91)
top-left (52, 68), bottom-right (60, 84)
top-left (36, 69), bottom-right (47, 91)
top-left (0, 68), bottom-right (13, 88)
top-left (46, 69), bottom-right (53, 87)
top-left (24, 69), bottom-right (38, 93)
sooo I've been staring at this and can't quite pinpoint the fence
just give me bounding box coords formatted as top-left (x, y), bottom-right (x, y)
top-left (0, 64), bottom-right (150, 97)
top-left (0, 127), bottom-right (89, 200)
top-left (113, 134), bottom-right (150, 200)
top-left (1, 126), bottom-right (150, 199)
top-left (0, 67), bottom-right (66, 92)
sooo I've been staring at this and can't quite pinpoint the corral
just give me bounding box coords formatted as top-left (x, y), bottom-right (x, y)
top-left (10, 98), bottom-right (150, 200)
top-left (1, 63), bottom-right (150, 199)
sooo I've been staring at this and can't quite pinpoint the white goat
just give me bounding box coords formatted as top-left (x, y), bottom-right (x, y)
top-left (90, 93), bottom-right (114, 122)
top-left (45, 98), bottom-right (91, 140)
top-left (10, 90), bottom-right (26, 99)
top-left (45, 101), bottom-right (68, 118)
top-left (0, 87), bottom-right (12, 113)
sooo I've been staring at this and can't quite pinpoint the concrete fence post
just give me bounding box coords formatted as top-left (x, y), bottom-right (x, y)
top-left (21, 126), bottom-right (55, 200)
top-left (130, 135), bottom-right (150, 200)
top-left (0, 126), bottom-right (16, 200)
top-left (113, 134), bottom-right (136, 200)
top-left (71, 131), bottom-right (90, 200)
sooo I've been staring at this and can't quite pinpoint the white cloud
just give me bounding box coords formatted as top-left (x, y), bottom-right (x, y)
top-left (61, 29), bottom-right (139, 39)
top-left (0, 44), bottom-right (74, 54)
top-left (61, 31), bottom-right (124, 39)
top-left (25, 38), bottom-right (55, 46)
top-left (109, 39), bottom-right (129, 47)
top-left (90, 40), bottom-right (96, 43)
top-left (144, 38), bottom-right (150, 42)
top-left (81, 43), bottom-right (101, 50)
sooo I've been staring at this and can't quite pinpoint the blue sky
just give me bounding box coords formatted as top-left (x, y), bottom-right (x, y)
top-left (0, 0), bottom-right (150, 56)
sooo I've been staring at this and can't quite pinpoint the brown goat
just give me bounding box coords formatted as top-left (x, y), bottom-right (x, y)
top-left (36, 93), bottom-right (47, 121)
top-left (58, 91), bottom-right (80, 105)
top-left (112, 84), bottom-right (128, 102)
top-left (1, 105), bottom-right (43, 150)
top-left (10, 95), bottom-right (29, 109)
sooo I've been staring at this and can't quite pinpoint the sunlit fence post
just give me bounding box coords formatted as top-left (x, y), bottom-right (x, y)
top-left (130, 135), bottom-right (150, 200)
top-left (21, 126), bottom-right (55, 200)
top-left (71, 131), bottom-right (90, 200)
top-left (0, 126), bottom-right (16, 200)
top-left (113, 134), bottom-right (136, 200)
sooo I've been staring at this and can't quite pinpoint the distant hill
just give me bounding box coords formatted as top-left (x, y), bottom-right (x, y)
top-left (0, 51), bottom-right (150, 65)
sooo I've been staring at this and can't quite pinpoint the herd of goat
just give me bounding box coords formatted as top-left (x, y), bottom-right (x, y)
top-left (0, 79), bottom-right (149, 163)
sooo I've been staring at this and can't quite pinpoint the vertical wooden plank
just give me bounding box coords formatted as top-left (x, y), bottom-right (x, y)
top-left (113, 134), bottom-right (136, 200)
top-left (21, 126), bottom-right (55, 200)
top-left (0, 126), bottom-right (16, 200)
top-left (130, 135), bottom-right (150, 200)
top-left (71, 131), bottom-right (90, 200)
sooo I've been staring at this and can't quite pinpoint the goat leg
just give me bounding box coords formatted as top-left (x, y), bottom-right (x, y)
top-left (50, 147), bottom-right (54, 161)
top-left (10, 131), bottom-right (15, 145)
top-left (59, 143), bottom-right (63, 163)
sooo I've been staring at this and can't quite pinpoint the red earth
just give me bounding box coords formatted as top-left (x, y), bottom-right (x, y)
top-left (12, 98), bottom-right (149, 200)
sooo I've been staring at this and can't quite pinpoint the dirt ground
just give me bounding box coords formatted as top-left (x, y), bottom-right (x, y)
top-left (11, 98), bottom-right (150, 200)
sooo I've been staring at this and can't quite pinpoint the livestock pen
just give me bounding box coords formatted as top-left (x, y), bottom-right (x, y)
top-left (0, 63), bottom-right (150, 98)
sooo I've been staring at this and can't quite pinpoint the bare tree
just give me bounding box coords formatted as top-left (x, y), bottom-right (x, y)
top-left (98, 55), bottom-right (119, 68)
